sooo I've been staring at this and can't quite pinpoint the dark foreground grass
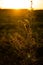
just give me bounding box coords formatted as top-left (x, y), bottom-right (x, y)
top-left (0, 9), bottom-right (43, 65)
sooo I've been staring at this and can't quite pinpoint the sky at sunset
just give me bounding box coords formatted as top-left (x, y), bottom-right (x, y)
top-left (0, 0), bottom-right (43, 9)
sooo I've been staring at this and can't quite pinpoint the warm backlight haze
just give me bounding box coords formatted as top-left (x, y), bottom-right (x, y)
top-left (0, 0), bottom-right (30, 9)
top-left (0, 0), bottom-right (43, 9)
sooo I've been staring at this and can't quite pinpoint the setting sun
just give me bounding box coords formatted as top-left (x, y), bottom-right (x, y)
top-left (1, 0), bottom-right (31, 9)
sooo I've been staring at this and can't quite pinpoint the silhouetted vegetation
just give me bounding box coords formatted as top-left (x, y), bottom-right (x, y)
top-left (0, 9), bottom-right (43, 65)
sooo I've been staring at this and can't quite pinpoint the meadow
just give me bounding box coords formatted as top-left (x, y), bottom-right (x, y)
top-left (0, 9), bottom-right (43, 65)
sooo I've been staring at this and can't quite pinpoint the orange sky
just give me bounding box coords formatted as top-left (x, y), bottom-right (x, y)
top-left (0, 0), bottom-right (43, 9)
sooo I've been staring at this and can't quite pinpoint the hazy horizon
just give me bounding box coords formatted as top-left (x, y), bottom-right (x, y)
top-left (0, 0), bottom-right (43, 10)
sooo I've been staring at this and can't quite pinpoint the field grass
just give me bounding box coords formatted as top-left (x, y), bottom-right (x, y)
top-left (0, 9), bottom-right (43, 65)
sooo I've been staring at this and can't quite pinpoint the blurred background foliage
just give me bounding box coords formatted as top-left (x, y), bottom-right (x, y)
top-left (0, 9), bottom-right (43, 65)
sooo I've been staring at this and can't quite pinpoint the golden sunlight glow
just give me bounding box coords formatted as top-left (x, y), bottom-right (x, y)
top-left (1, 0), bottom-right (31, 9)
top-left (0, 0), bottom-right (42, 9)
